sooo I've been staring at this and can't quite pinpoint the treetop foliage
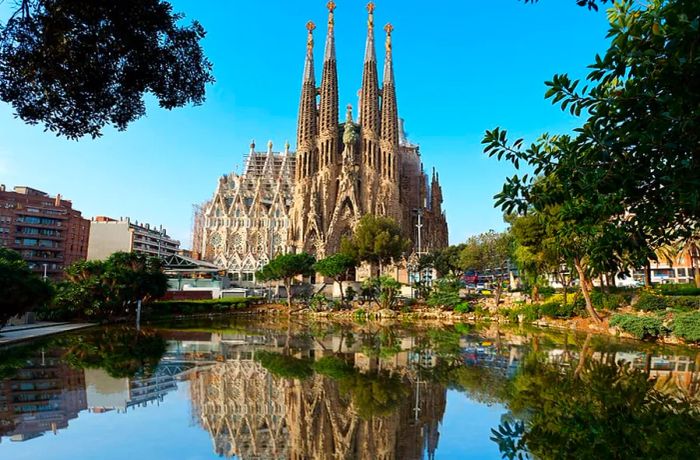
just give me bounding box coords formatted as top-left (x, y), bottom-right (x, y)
top-left (340, 214), bottom-right (410, 268)
top-left (484, 0), bottom-right (699, 311)
top-left (52, 251), bottom-right (167, 320)
top-left (0, 0), bottom-right (214, 139)
top-left (485, 0), bottom-right (699, 248)
top-left (313, 253), bottom-right (356, 280)
top-left (522, 0), bottom-right (610, 11)
top-left (256, 252), bottom-right (316, 282)
top-left (459, 230), bottom-right (513, 274)
top-left (0, 248), bottom-right (52, 328)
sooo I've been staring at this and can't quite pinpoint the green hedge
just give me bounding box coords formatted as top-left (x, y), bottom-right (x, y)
top-left (672, 312), bottom-right (700, 342)
top-left (147, 297), bottom-right (263, 316)
top-left (634, 292), bottom-right (700, 311)
top-left (539, 301), bottom-right (577, 318)
top-left (572, 291), bottom-right (628, 311)
top-left (505, 300), bottom-right (577, 322)
top-left (609, 314), bottom-right (667, 340)
top-left (656, 284), bottom-right (700, 297)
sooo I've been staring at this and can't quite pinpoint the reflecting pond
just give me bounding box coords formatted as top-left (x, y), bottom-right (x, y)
top-left (1, 319), bottom-right (699, 459)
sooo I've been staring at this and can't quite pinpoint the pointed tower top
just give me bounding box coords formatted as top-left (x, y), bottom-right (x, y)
top-left (346, 104), bottom-right (353, 123)
top-left (303, 22), bottom-right (315, 83)
top-left (383, 23), bottom-right (394, 84)
top-left (324, 2), bottom-right (336, 62)
top-left (364, 2), bottom-right (376, 63)
top-left (327, 1), bottom-right (335, 31)
top-left (250, 139), bottom-right (256, 150)
top-left (267, 140), bottom-right (273, 152)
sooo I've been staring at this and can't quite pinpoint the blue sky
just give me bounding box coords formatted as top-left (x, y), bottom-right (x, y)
top-left (0, 0), bottom-right (611, 246)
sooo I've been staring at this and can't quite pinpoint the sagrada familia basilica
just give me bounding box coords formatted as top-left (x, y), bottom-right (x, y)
top-left (194, 2), bottom-right (448, 281)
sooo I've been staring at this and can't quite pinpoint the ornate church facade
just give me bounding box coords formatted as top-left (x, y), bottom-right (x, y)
top-left (196, 2), bottom-right (448, 280)
top-left (198, 141), bottom-right (295, 281)
top-left (289, 2), bottom-right (448, 258)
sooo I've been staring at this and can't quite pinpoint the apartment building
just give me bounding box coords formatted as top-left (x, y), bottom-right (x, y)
top-left (0, 185), bottom-right (89, 278)
top-left (87, 216), bottom-right (179, 260)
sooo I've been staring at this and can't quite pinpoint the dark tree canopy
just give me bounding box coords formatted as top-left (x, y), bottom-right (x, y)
top-left (340, 214), bottom-right (410, 271)
top-left (0, 248), bottom-right (52, 328)
top-left (51, 251), bottom-right (168, 319)
top-left (0, 0), bottom-right (214, 139)
top-left (522, 0), bottom-right (610, 10)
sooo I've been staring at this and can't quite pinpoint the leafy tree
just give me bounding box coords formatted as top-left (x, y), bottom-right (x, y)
top-left (522, 0), bottom-right (609, 10)
top-left (341, 214), bottom-right (410, 274)
top-left (425, 244), bottom-right (467, 277)
top-left (508, 212), bottom-right (565, 302)
top-left (0, 0), bottom-right (214, 139)
top-left (52, 251), bottom-right (167, 320)
top-left (314, 253), bottom-right (356, 305)
top-left (256, 252), bottom-right (316, 310)
top-left (0, 248), bottom-right (52, 329)
top-left (484, 0), bottom-right (699, 321)
top-left (104, 252), bottom-right (168, 308)
top-left (459, 230), bottom-right (513, 305)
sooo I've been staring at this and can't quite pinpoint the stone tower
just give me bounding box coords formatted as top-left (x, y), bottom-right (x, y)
top-left (289, 2), bottom-right (448, 258)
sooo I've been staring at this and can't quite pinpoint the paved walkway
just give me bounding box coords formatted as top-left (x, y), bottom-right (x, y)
top-left (0, 322), bottom-right (95, 346)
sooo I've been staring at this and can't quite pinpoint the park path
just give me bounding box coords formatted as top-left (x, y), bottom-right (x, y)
top-left (0, 322), bottom-right (95, 346)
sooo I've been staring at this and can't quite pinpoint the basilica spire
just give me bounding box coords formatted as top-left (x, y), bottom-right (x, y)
top-left (359, 2), bottom-right (380, 170)
top-left (318, 1), bottom-right (339, 170)
top-left (296, 21), bottom-right (318, 180)
top-left (380, 23), bottom-right (399, 179)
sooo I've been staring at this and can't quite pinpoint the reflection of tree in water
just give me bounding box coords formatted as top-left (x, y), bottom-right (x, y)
top-left (59, 327), bottom-right (166, 378)
top-left (492, 344), bottom-right (700, 460)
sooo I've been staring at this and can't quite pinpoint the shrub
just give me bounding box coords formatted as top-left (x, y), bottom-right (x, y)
top-left (572, 291), bottom-right (628, 311)
top-left (148, 297), bottom-right (260, 316)
top-left (672, 312), bottom-right (700, 343)
top-left (454, 302), bottom-right (472, 314)
top-left (656, 284), bottom-right (700, 297)
top-left (427, 276), bottom-right (464, 309)
top-left (667, 296), bottom-right (700, 311)
top-left (309, 293), bottom-right (328, 311)
top-left (505, 304), bottom-right (542, 323)
top-left (344, 286), bottom-right (357, 302)
top-left (633, 293), bottom-right (669, 311)
top-left (609, 314), bottom-right (666, 340)
top-left (402, 298), bottom-right (416, 308)
top-left (539, 301), bottom-right (577, 319)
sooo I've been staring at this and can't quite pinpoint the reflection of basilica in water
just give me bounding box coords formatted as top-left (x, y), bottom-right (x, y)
top-left (1, 323), bottom-right (700, 455)
top-left (185, 331), bottom-right (446, 460)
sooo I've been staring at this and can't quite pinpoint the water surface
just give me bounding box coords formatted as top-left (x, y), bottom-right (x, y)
top-left (0, 318), bottom-right (698, 459)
